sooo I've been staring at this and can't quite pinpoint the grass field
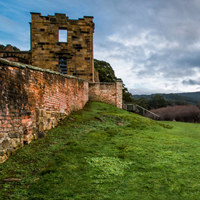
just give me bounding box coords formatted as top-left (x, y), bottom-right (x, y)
top-left (1, 102), bottom-right (200, 200)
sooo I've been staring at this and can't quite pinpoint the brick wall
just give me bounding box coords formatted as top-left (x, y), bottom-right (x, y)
top-left (0, 58), bottom-right (123, 163)
top-left (89, 79), bottom-right (123, 109)
top-left (0, 58), bottom-right (88, 163)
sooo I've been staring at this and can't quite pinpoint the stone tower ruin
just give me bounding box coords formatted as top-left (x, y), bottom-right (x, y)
top-left (30, 13), bottom-right (95, 82)
top-left (0, 13), bottom-right (99, 82)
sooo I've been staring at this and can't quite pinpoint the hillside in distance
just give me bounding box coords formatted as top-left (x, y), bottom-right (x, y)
top-left (132, 92), bottom-right (200, 105)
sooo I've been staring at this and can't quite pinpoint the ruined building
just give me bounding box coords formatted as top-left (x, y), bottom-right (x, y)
top-left (0, 13), bottom-right (123, 163)
top-left (0, 12), bottom-right (99, 82)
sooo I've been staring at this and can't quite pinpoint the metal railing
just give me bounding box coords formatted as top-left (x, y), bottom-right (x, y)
top-left (123, 102), bottom-right (159, 120)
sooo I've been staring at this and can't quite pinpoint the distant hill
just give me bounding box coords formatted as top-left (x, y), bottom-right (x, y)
top-left (132, 92), bottom-right (200, 105)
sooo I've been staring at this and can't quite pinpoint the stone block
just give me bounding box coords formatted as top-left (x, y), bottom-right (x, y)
top-left (41, 110), bottom-right (45, 117)
top-left (31, 127), bottom-right (36, 134)
top-left (0, 154), bottom-right (8, 164)
top-left (11, 138), bottom-right (21, 149)
top-left (38, 122), bottom-right (44, 132)
top-left (55, 113), bottom-right (61, 120)
top-left (46, 112), bottom-right (51, 119)
top-left (0, 150), bottom-right (5, 156)
top-left (46, 118), bottom-right (53, 130)
top-left (35, 109), bottom-right (40, 122)
top-left (39, 117), bottom-right (44, 123)
top-left (6, 148), bottom-right (15, 157)
top-left (36, 132), bottom-right (46, 139)
top-left (51, 112), bottom-right (56, 118)
top-left (8, 132), bottom-right (19, 138)
top-left (1, 139), bottom-right (10, 149)
top-left (0, 133), bottom-right (5, 139)
top-left (42, 116), bottom-right (48, 130)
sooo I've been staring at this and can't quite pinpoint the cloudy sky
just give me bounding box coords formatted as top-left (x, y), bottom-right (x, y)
top-left (1, 0), bottom-right (200, 94)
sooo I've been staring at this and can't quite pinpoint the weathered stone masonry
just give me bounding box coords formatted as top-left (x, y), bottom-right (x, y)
top-left (31, 13), bottom-right (96, 82)
top-left (89, 81), bottom-right (123, 109)
top-left (0, 58), bottom-right (122, 163)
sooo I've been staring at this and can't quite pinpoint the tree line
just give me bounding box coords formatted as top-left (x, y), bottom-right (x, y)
top-left (133, 93), bottom-right (198, 105)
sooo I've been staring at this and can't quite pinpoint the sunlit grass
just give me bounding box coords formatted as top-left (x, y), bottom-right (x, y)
top-left (1, 102), bottom-right (200, 199)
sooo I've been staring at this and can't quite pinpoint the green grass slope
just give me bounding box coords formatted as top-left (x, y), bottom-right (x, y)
top-left (1, 102), bottom-right (200, 199)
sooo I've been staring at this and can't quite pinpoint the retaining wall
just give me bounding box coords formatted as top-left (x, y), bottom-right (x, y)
top-left (0, 58), bottom-right (88, 163)
top-left (0, 58), bottom-right (123, 163)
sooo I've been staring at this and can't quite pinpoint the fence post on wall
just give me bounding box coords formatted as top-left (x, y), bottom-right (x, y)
top-left (116, 79), bottom-right (123, 109)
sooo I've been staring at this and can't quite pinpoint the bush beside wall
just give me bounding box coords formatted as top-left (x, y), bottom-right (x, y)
top-left (145, 105), bottom-right (200, 123)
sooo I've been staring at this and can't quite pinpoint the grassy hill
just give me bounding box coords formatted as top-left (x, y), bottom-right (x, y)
top-left (132, 92), bottom-right (200, 105)
top-left (1, 102), bottom-right (200, 199)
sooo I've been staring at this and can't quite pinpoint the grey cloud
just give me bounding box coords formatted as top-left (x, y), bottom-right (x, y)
top-left (95, 0), bottom-right (200, 42)
top-left (136, 54), bottom-right (198, 79)
top-left (182, 79), bottom-right (200, 86)
top-left (129, 86), bottom-right (182, 95)
top-left (96, 32), bottom-right (200, 80)
top-left (175, 51), bottom-right (200, 68)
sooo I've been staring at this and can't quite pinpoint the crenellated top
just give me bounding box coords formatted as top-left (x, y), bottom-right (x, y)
top-left (30, 12), bottom-right (94, 26)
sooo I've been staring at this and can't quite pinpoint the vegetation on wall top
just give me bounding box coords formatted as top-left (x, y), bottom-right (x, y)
top-left (94, 59), bottom-right (117, 82)
top-left (0, 44), bottom-right (20, 51)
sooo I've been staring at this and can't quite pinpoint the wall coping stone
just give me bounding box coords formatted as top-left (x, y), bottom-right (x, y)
top-left (0, 51), bottom-right (31, 54)
top-left (89, 82), bottom-right (116, 85)
top-left (89, 79), bottom-right (123, 84)
top-left (83, 16), bottom-right (94, 18)
top-left (0, 58), bottom-right (88, 82)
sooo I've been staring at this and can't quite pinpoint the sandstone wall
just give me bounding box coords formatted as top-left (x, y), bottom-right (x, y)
top-left (0, 51), bottom-right (32, 64)
top-left (89, 79), bottom-right (123, 109)
top-left (94, 68), bottom-right (99, 82)
top-left (31, 13), bottom-right (95, 82)
top-left (0, 58), bottom-right (88, 163)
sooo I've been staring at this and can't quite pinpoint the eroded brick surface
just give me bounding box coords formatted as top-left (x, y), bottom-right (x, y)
top-left (0, 59), bottom-right (88, 163)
